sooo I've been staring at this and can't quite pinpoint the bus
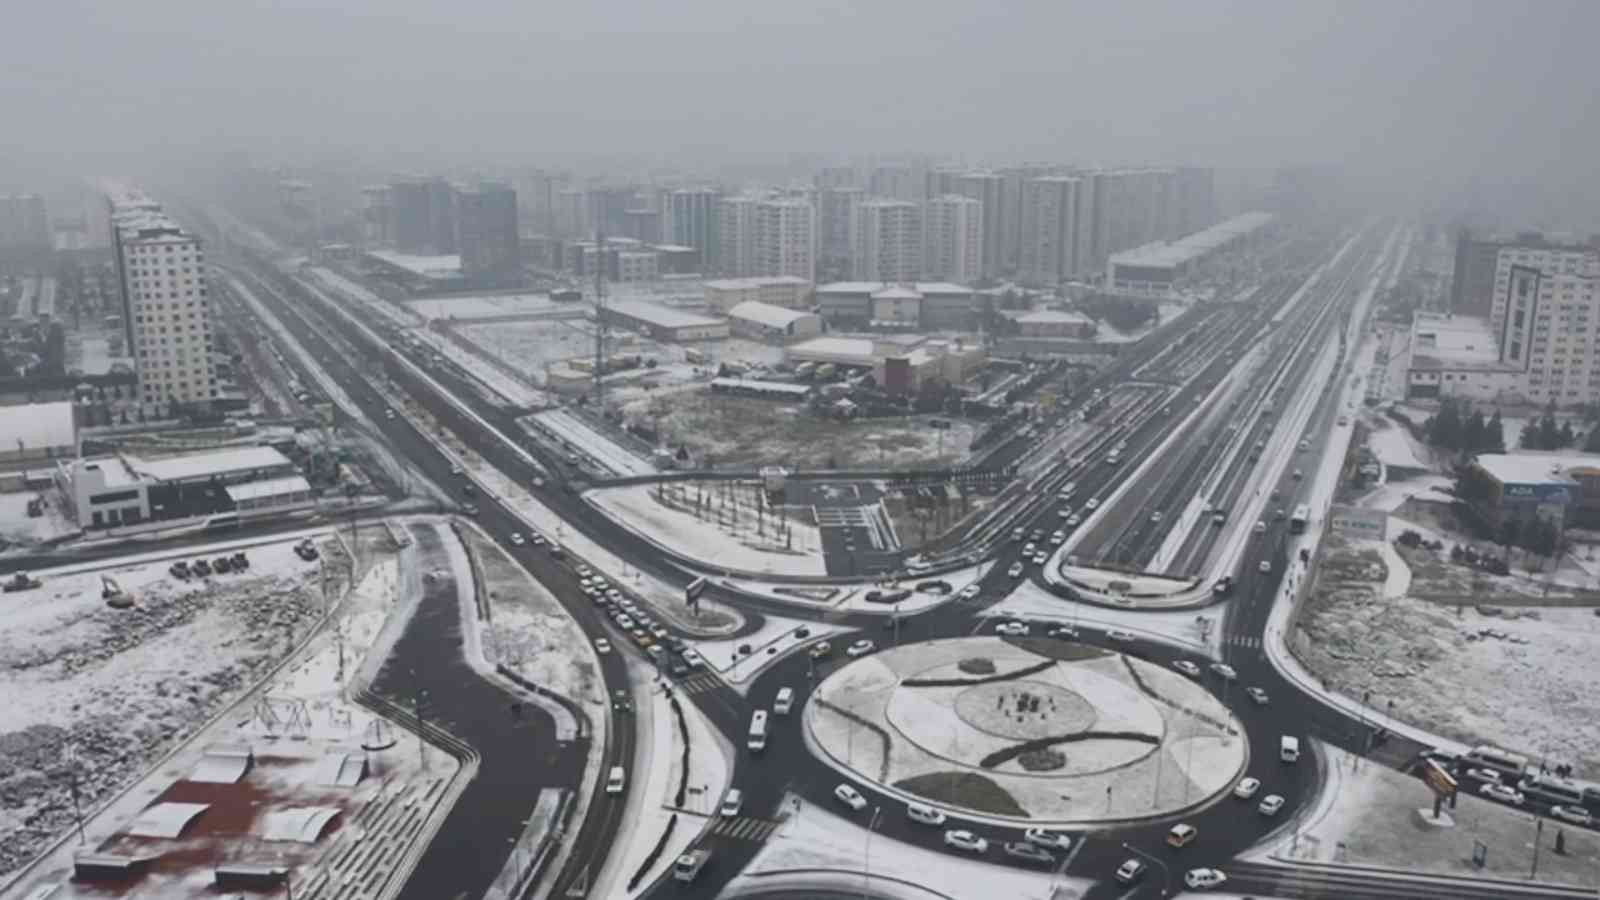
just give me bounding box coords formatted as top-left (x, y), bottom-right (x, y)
top-left (1288, 505), bottom-right (1310, 534)
top-left (1519, 774), bottom-right (1585, 808)
top-left (1464, 745), bottom-right (1529, 781)
top-left (747, 710), bottom-right (769, 753)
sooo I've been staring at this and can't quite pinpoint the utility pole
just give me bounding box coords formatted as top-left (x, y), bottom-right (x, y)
top-left (593, 230), bottom-right (608, 411)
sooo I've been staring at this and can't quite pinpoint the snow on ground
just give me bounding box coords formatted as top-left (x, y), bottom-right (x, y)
top-left (535, 409), bottom-right (657, 477)
top-left (591, 657), bottom-right (733, 900)
top-left (1351, 474), bottom-right (1454, 514)
top-left (587, 482), bottom-right (826, 577)
top-left (805, 638), bottom-right (1244, 826)
top-left (412, 326), bottom-right (550, 408)
top-left (0, 490), bottom-right (79, 548)
top-left (303, 266), bottom-right (421, 329)
top-left (0, 533), bottom-right (338, 881)
top-left (727, 792), bottom-right (1087, 900)
top-left (1295, 541), bottom-right (1600, 774)
top-left (1267, 742), bottom-right (1600, 887)
top-left (998, 578), bottom-right (1223, 655)
top-left (404, 293), bottom-right (561, 321)
top-left (724, 562), bottom-right (988, 617)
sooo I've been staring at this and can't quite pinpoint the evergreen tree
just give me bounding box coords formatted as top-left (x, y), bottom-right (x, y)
top-left (1521, 419), bottom-right (1540, 449)
top-left (1560, 421), bottom-right (1577, 448)
top-left (1486, 410), bottom-right (1505, 452)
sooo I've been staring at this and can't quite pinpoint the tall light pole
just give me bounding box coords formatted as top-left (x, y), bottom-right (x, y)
top-left (1121, 842), bottom-right (1171, 898)
top-left (861, 806), bottom-right (882, 899)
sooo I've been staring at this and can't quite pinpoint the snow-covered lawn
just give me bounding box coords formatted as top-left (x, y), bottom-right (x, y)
top-left (587, 482), bottom-right (827, 577)
top-left (1366, 419), bottom-right (1433, 471)
top-left (1294, 546), bottom-right (1600, 774)
top-left (805, 637), bottom-right (1244, 827)
top-left (727, 791), bottom-right (1088, 900)
top-left (1271, 742), bottom-right (1600, 887)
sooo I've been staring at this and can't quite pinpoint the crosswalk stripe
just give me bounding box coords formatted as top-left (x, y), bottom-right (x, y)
top-left (714, 817), bottom-right (778, 841)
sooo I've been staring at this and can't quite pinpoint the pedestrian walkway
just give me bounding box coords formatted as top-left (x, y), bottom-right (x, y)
top-left (711, 815), bottom-right (780, 841)
top-left (674, 672), bottom-right (724, 696)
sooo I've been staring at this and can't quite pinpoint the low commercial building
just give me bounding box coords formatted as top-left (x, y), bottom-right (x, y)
top-left (599, 299), bottom-right (729, 342)
top-left (0, 401), bottom-right (78, 468)
top-left (816, 282), bottom-right (974, 330)
top-left (726, 302), bottom-right (823, 343)
top-left (1404, 311), bottom-right (1523, 403)
top-left (1016, 309), bottom-right (1096, 339)
top-left (56, 445), bottom-right (303, 529)
top-left (363, 250), bottom-right (466, 291)
top-left (703, 276), bottom-right (813, 313)
top-left (1462, 452), bottom-right (1600, 531)
top-left (785, 335), bottom-right (987, 396)
top-left (1106, 212), bottom-right (1276, 296)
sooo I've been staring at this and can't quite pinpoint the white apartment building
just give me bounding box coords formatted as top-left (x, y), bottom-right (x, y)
top-left (1490, 245), bottom-right (1600, 405)
top-left (755, 197), bottom-right (816, 282)
top-left (1018, 176), bottom-right (1084, 286)
top-left (108, 188), bottom-right (218, 411)
top-left (716, 194), bottom-right (762, 277)
top-left (923, 194), bottom-right (983, 286)
top-left (850, 199), bottom-right (922, 283)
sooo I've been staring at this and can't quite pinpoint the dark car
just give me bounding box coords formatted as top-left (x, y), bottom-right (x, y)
top-left (1002, 841), bottom-right (1055, 866)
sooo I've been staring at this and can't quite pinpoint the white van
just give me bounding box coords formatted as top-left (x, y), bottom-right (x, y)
top-left (905, 801), bottom-right (947, 826)
top-left (1280, 735), bottom-right (1301, 763)
top-left (606, 766), bottom-right (626, 794)
top-left (773, 687), bottom-right (795, 716)
top-left (748, 710), bottom-right (769, 752)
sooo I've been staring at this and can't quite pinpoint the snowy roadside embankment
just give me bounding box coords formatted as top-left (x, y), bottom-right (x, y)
top-left (587, 483), bottom-right (827, 578)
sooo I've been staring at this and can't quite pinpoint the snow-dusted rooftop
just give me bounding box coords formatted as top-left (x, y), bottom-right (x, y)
top-left (257, 806), bottom-right (341, 843)
top-left (819, 281), bottom-right (972, 296)
top-left (1017, 309), bottom-right (1092, 324)
top-left (1408, 311), bottom-right (1519, 372)
top-left (128, 802), bottom-right (209, 839)
top-left (224, 475), bottom-right (312, 503)
top-left (135, 446), bottom-right (293, 482)
top-left (0, 400), bottom-right (76, 452)
top-left (787, 336), bottom-right (879, 363)
top-left (704, 276), bottom-right (812, 290)
top-left (1108, 211), bottom-right (1275, 271)
top-left (709, 377), bottom-right (812, 396)
top-left (1474, 452), bottom-right (1600, 486)
top-left (605, 298), bottom-right (725, 330)
top-left (727, 301), bottom-right (812, 328)
top-left (365, 250), bottom-right (462, 279)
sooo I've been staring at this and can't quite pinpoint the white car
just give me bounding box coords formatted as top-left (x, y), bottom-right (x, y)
top-left (1480, 783), bottom-right (1525, 805)
top-left (1085, 498), bottom-right (1100, 511)
top-left (510, 532), bottom-right (526, 546)
top-left (1171, 660), bottom-right (1202, 678)
top-left (1106, 628), bottom-right (1135, 642)
top-left (681, 649), bottom-right (704, 668)
top-left (1022, 542), bottom-right (1037, 555)
top-left (1462, 767), bottom-right (1502, 785)
top-left (1258, 794), bottom-right (1285, 816)
top-left (943, 829), bottom-right (989, 854)
top-left (846, 639), bottom-right (876, 658)
top-left (594, 638), bottom-right (612, 655)
top-left (450, 464), bottom-right (463, 475)
top-left (959, 584), bottom-right (982, 600)
top-left (1066, 514), bottom-right (1082, 527)
top-left (1209, 663), bottom-right (1237, 681)
top-left (1150, 510), bottom-right (1163, 523)
top-left (834, 783), bottom-right (868, 811)
top-left (1057, 508), bottom-right (1073, 519)
top-left (994, 621), bottom-right (1030, 637)
top-left (1245, 686), bottom-right (1270, 705)
top-left (1254, 521), bottom-right (1267, 535)
top-left (1184, 868), bottom-right (1227, 891)
top-left (576, 565), bottom-right (593, 578)
top-left (1233, 777), bottom-right (1261, 800)
top-left (1048, 625), bottom-right (1079, 640)
top-left (1258, 560), bottom-right (1272, 574)
top-left (1023, 827), bottom-right (1072, 851)
top-left (1007, 562), bottom-right (1025, 578)
top-left (720, 789), bottom-right (744, 817)
top-left (1551, 805), bottom-right (1593, 826)
top-left (1049, 531), bottom-right (1066, 545)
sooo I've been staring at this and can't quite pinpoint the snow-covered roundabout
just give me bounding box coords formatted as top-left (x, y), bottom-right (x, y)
top-left (804, 637), bottom-right (1247, 826)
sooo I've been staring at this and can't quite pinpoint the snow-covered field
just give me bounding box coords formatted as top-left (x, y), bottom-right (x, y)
top-left (806, 637), bottom-right (1244, 826)
top-left (535, 410), bottom-right (656, 477)
top-left (1295, 541), bottom-right (1600, 774)
top-left (1276, 742), bottom-right (1600, 887)
top-left (0, 490), bottom-right (79, 548)
top-left (727, 791), bottom-right (1087, 900)
top-left (587, 482), bottom-right (827, 577)
top-left (459, 317), bottom-right (619, 379)
top-left (0, 534), bottom-right (335, 881)
top-left (405, 293), bottom-right (561, 321)
top-left (1366, 419), bottom-right (1433, 471)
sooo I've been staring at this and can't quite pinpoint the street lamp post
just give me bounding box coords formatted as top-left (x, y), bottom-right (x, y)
top-left (1121, 842), bottom-right (1172, 898)
top-left (861, 806), bottom-right (882, 899)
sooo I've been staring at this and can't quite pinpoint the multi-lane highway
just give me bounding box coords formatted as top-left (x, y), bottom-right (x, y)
top-left (195, 219), bottom-right (1600, 900)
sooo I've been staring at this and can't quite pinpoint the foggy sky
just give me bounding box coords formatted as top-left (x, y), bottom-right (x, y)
top-left (6, 0), bottom-right (1599, 184)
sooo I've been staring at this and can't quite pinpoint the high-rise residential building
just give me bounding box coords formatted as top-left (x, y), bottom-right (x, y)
top-left (1080, 168), bottom-right (1178, 272)
top-left (954, 172), bottom-right (1007, 281)
top-left (391, 177), bottom-right (458, 254)
top-left (869, 165), bottom-right (921, 202)
top-left (0, 194), bottom-right (50, 251)
top-left (754, 197), bottom-right (816, 281)
top-left (554, 189), bottom-right (589, 237)
top-left (1491, 246), bottom-right (1600, 397)
top-left (999, 165), bottom-right (1068, 275)
top-left (817, 187), bottom-right (865, 280)
top-left (512, 170), bottom-right (561, 234)
top-left (850, 199), bottom-right (922, 283)
top-left (586, 185), bottom-right (640, 237)
top-left (455, 182), bottom-right (520, 283)
top-left (1018, 176), bottom-right (1084, 286)
top-left (1173, 167), bottom-right (1217, 237)
top-left (924, 167), bottom-right (965, 202)
top-left (106, 187), bottom-right (217, 410)
top-left (717, 194), bottom-right (763, 277)
top-left (815, 166), bottom-right (858, 191)
top-left (923, 194), bottom-right (983, 286)
top-left (359, 185), bottom-right (393, 245)
top-left (664, 188), bottom-right (722, 270)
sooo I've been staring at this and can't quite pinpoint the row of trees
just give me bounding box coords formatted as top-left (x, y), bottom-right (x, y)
top-left (1422, 397), bottom-right (1505, 455)
top-left (1519, 399), bottom-right (1582, 451)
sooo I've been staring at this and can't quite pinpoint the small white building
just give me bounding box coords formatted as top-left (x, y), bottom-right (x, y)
top-left (57, 445), bottom-right (304, 529)
top-left (727, 301), bottom-right (823, 343)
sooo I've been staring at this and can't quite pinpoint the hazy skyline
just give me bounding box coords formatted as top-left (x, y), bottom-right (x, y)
top-left (4, 1), bottom-right (1598, 191)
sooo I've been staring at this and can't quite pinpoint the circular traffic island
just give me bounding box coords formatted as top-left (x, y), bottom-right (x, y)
top-left (804, 637), bottom-right (1246, 826)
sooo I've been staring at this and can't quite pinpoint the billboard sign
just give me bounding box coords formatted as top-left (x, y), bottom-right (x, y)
top-left (1501, 483), bottom-right (1573, 504)
top-left (1422, 760), bottom-right (1458, 799)
top-left (1328, 505), bottom-right (1388, 541)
